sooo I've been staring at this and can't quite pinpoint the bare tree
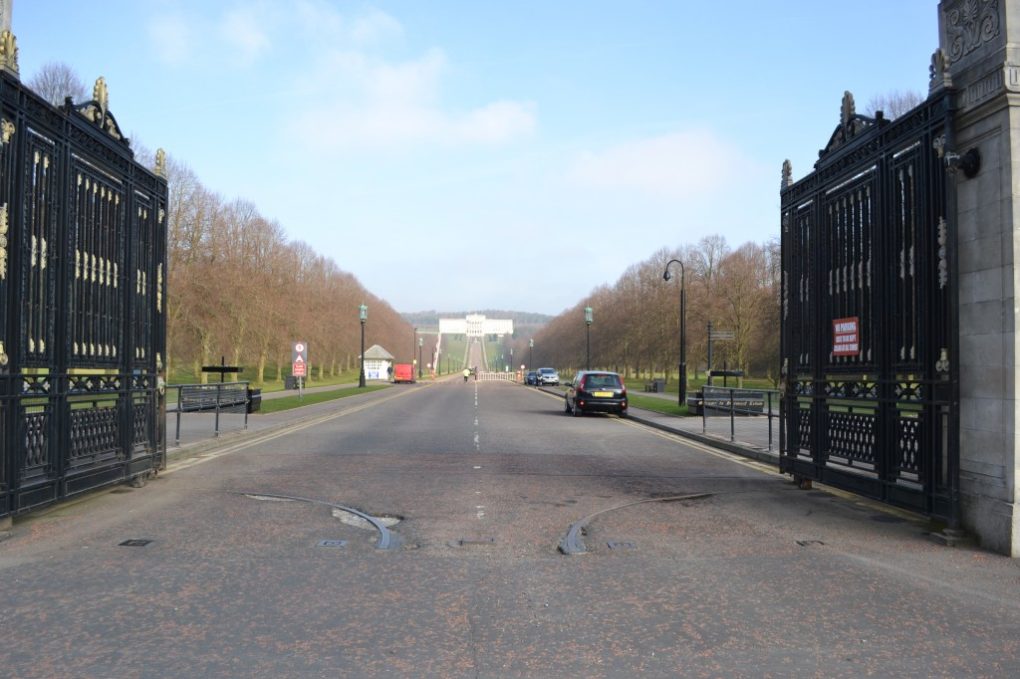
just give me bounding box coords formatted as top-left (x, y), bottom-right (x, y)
top-left (28, 61), bottom-right (88, 107)
top-left (530, 234), bottom-right (781, 383)
top-left (865, 90), bottom-right (924, 120)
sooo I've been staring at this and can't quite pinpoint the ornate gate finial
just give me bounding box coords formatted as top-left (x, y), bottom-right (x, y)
top-left (840, 91), bottom-right (856, 131)
top-left (154, 148), bottom-right (167, 178)
top-left (93, 77), bottom-right (109, 119)
top-left (75, 76), bottom-right (125, 143)
top-left (0, 29), bottom-right (18, 76)
top-left (929, 48), bottom-right (952, 93)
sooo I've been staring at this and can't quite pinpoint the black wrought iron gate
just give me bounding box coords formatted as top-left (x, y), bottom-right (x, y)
top-left (780, 91), bottom-right (957, 519)
top-left (0, 71), bottom-right (167, 518)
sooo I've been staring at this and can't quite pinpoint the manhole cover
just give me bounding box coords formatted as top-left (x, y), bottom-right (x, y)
top-left (119, 539), bottom-right (152, 547)
top-left (316, 539), bottom-right (348, 549)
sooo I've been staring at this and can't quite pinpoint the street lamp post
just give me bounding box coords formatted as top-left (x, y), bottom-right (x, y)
top-left (529, 338), bottom-right (534, 370)
top-left (584, 306), bottom-right (593, 370)
top-left (358, 303), bottom-right (368, 388)
top-left (663, 259), bottom-right (687, 406)
top-left (418, 336), bottom-right (423, 378)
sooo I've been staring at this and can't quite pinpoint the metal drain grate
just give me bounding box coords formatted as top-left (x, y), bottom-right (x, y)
top-left (316, 539), bottom-right (348, 549)
top-left (796, 539), bottom-right (825, 547)
top-left (119, 539), bottom-right (152, 547)
top-left (603, 538), bottom-right (636, 550)
top-left (451, 537), bottom-right (495, 547)
top-left (606, 541), bottom-right (636, 550)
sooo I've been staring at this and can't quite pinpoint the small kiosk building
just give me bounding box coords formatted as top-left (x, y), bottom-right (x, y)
top-left (362, 345), bottom-right (395, 381)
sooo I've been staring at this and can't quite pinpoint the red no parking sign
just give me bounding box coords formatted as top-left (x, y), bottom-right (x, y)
top-left (292, 341), bottom-right (308, 377)
top-left (832, 317), bottom-right (860, 357)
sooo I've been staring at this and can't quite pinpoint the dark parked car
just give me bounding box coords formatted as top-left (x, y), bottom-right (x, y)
top-left (565, 371), bottom-right (628, 417)
top-left (525, 370), bottom-right (539, 385)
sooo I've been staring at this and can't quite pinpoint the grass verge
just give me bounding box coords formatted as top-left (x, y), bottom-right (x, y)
top-left (257, 385), bottom-right (389, 414)
top-left (627, 394), bottom-right (690, 417)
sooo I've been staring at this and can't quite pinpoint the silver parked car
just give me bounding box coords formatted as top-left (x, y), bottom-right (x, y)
top-left (537, 367), bottom-right (560, 386)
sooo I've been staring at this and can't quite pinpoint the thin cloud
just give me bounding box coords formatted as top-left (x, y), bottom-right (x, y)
top-left (458, 101), bottom-right (537, 144)
top-left (219, 7), bottom-right (271, 65)
top-left (292, 2), bottom-right (402, 49)
top-left (350, 8), bottom-right (404, 46)
top-left (297, 99), bottom-right (536, 150)
top-left (147, 13), bottom-right (191, 65)
top-left (291, 49), bottom-right (536, 150)
top-left (569, 130), bottom-right (757, 198)
top-left (143, 3), bottom-right (530, 149)
top-left (364, 48), bottom-right (446, 105)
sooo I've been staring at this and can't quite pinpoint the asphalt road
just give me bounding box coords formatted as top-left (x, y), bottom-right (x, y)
top-left (1, 379), bottom-right (1019, 678)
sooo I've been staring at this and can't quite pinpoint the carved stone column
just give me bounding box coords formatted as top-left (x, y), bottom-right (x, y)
top-left (0, 0), bottom-right (17, 77)
top-left (0, 1), bottom-right (11, 34)
top-left (939, 0), bottom-right (1020, 555)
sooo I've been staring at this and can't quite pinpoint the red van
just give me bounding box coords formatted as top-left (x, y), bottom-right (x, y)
top-left (393, 363), bottom-right (415, 384)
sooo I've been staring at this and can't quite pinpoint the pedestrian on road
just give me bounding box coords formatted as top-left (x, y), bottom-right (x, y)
top-left (463, 368), bottom-right (470, 382)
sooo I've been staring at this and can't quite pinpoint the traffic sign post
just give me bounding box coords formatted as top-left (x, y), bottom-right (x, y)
top-left (292, 341), bottom-right (308, 398)
top-left (706, 322), bottom-right (735, 386)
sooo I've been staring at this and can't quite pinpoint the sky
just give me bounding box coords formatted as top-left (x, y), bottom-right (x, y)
top-left (13, 1), bottom-right (938, 316)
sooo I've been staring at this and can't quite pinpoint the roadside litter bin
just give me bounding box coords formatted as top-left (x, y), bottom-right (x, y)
top-left (284, 376), bottom-right (298, 390)
top-left (247, 387), bottom-right (262, 413)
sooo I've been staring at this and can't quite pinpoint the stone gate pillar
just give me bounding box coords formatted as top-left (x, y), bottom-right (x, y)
top-left (0, 0), bottom-right (16, 76)
top-left (939, 0), bottom-right (1020, 555)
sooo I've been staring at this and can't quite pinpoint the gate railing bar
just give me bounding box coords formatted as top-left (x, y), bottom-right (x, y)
top-left (699, 386), bottom-right (781, 451)
top-left (730, 391), bottom-right (736, 442)
top-left (174, 381), bottom-right (250, 445)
